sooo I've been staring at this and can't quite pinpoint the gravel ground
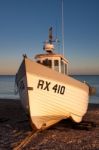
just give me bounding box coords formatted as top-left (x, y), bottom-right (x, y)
top-left (0, 99), bottom-right (99, 150)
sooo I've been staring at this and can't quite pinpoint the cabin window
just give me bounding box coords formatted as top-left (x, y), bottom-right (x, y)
top-left (54, 60), bottom-right (59, 72)
top-left (65, 64), bottom-right (67, 74)
top-left (48, 60), bottom-right (52, 68)
top-left (61, 60), bottom-right (64, 74)
top-left (37, 60), bottom-right (41, 64)
top-left (43, 59), bottom-right (52, 68)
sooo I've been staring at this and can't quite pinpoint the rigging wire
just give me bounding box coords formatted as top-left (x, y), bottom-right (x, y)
top-left (62, 0), bottom-right (65, 56)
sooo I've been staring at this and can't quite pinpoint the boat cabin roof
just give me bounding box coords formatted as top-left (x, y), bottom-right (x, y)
top-left (35, 53), bottom-right (68, 64)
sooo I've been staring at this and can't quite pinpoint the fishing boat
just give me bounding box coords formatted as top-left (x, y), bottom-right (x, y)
top-left (15, 26), bottom-right (95, 130)
top-left (15, 0), bottom-right (96, 130)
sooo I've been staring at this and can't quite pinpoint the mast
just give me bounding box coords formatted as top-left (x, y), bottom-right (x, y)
top-left (62, 0), bottom-right (64, 56)
top-left (49, 27), bottom-right (53, 44)
top-left (43, 27), bottom-right (54, 53)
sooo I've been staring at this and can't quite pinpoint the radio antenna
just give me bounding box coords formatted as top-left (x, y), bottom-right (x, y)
top-left (62, 0), bottom-right (64, 56)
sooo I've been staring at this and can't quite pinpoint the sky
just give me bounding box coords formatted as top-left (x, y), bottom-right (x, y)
top-left (0, 0), bottom-right (99, 75)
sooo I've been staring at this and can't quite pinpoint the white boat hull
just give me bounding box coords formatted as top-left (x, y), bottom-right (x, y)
top-left (16, 58), bottom-right (89, 130)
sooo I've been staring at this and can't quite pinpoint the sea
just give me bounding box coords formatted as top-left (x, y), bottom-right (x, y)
top-left (0, 75), bottom-right (99, 104)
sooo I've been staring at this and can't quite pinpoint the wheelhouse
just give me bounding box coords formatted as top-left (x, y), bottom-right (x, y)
top-left (35, 53), bottom-right (68, 75)
top-left (35, 27), bottom-right (68, 75)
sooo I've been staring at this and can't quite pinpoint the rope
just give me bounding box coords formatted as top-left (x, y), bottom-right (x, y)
top-left (13, 130), bottom-right (40, 150)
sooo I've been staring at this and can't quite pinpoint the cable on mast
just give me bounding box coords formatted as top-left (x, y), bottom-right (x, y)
top-left (62, 0), bottom-right (64, 56)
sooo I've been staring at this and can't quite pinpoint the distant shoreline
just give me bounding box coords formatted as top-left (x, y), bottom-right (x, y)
top-left (0, 98), bottom-right (99, 105)
top-left (0, 98), bottom-right (20, 101)
top-left (0, 74), bottom-right (99, 76)
top-left (0, 98), bottom-right (99, 109)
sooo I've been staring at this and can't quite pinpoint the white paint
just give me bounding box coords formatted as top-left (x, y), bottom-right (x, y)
top-left (26, 73), bottom-right (89, 129)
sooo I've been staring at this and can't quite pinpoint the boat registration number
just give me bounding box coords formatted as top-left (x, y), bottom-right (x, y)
top-left (37, 79), bottom-right (65, 95)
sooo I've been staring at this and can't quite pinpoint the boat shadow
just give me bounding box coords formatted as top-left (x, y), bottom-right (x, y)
top-left (48, 118), bottom-right (96, 131)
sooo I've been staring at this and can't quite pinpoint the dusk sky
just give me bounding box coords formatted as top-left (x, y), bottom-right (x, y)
top-left (0, 0), bottom-right (99, 75)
